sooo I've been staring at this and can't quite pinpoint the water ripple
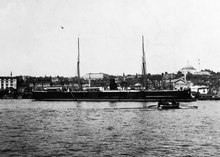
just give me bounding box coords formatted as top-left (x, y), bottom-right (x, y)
top-left (0, 100), bottom-right (220, 156)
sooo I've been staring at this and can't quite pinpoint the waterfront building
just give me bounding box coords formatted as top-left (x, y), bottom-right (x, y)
top-left (83, 73), bottom-right (109, 80)
top-left (35, 82), bottom-right (51, 88)
top-left (194, 71), bottom-right (211, 76)
top-left (51, 77), bottom-right (59, 83)
top-left (190, 85), bottom-right (209, 94)
top-left (126, 74), bottom-right (136, 79)
top-left (165, 77), bottom-right (190, 90)
top-left (134, 83), bottom-right (142, 90)
top-left (0, 77), bottom-right (17, 90)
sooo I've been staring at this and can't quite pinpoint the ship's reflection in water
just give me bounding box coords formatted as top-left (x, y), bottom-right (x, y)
top-left (0, 100), bottom-right (220, 156)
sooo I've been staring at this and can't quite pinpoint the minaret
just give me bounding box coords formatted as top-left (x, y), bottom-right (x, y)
top-left (77, 37), bottom-right (82, 90)
top-left (88, 73), bottom-right (91, 87)
top-left (123, 73), bottom-right (125, 81)
top-left (142, 36), bottom-right (147, 90)
top-left (184, 60), bottom-right (189, 83)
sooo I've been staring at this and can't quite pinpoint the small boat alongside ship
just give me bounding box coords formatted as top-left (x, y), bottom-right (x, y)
top-left (32, 37), bottom-right (195, 102)
top-left (157, 99), bottom-right (180, 109)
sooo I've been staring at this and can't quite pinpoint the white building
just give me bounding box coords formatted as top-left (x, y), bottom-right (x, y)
top-left (83, 73), bottom-right (109, 80)
top-left (0, 77), bottom-right (17, 90)
top-left (165, 76), bottom-right (193, 90)
top-left (51, 77), bottom-right (59, 83)
top-left (190, 85), bottom-right (209, 94)
top-left (194, 71), bottom-right (211, 76)
top-left (166, 77), bottom-right (187, 90)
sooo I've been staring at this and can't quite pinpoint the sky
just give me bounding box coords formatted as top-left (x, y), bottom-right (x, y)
top-left (1, 0), bottom-right (220, 77)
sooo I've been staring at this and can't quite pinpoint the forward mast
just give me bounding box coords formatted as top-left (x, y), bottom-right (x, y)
top-left (77, 37), bottom-right (82, 90)
top-left (142, 36), bottom-right (147, 90)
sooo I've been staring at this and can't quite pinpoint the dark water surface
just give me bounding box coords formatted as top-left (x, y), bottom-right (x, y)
top-left (0, 100), bottom-right (220, 156)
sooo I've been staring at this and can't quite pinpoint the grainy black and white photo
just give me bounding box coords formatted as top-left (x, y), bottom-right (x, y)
top-left (0, 0), bottom-right (220, 156)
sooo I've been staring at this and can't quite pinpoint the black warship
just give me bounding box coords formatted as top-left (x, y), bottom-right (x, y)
top-left (32, 37), bottom-right (194, 102)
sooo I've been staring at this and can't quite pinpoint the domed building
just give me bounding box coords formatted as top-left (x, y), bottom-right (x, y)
top-left (180, 65), bottom-right (196, 74)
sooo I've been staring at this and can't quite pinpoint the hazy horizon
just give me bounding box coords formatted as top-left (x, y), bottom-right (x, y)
top-left (1, 0), bottom-right (220, 77)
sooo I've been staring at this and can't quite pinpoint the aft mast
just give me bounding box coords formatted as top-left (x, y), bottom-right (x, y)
top-left (77, 37), bottom-right (82, 90)
top-left (142, 36), bottom-right (147, 90)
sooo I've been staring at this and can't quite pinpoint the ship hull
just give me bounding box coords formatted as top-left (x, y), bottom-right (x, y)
top-left (32, 90), bottom-right (195, 102)
top-left (0, 90), bottom-right (9, 99)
